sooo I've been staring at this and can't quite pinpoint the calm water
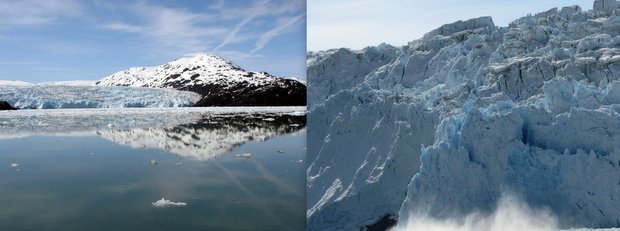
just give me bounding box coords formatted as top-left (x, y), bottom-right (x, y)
top-left (0, 107), bottom-right (306, 231)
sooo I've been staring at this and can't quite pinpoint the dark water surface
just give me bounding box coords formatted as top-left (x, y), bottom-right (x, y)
top-left (0, 107), bottom-right (306, 231)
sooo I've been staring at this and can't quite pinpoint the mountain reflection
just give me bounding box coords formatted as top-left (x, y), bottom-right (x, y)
top-left (97, 114), bottom-right (306, 160)
top-left (0, 107), bottom-right (306, 160)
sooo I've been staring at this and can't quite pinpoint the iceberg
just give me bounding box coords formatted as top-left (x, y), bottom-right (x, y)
top-left (307, 1), bottom-right (620, 230)
top-left (152, 198), bottom-right (187, 207)
top-left (0, 84), bottom-right (200, 109)
top-left (235, 153), bottom-right (252, 158)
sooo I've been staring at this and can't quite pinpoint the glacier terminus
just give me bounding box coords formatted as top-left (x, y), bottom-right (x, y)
top-left (307, 1), bottom-right (620, 230)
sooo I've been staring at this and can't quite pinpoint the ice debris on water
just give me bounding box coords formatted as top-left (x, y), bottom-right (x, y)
top-left (277, 150), bottom-right (284, 153)
top-left (235, 153), bottom-right (252, 158)
top-left (149, 159), bottom-right (158, 166)
top-left (152, 198), bottom-right (187, 207)
top-left (10, 163), bottom-right (19, 168)
top-left (175, 161), bottom-right (183, 166)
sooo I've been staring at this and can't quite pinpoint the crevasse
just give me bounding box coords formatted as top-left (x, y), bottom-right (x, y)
top-left (307, 1), bottom-right (620, 230)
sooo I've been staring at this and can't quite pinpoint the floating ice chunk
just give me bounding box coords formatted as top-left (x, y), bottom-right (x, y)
top-left (235, 153), bottom-right (252, 158)
top-left (10, 163), bottom-right (19, 168)
top-left (277, 150), bottom-right (284, 153)
top-left (296, 159), bottom-right (304, 163)
top-left (152, 198), bottom-right (187, 207)
top-left (175, 161), bottom-right (183, 166)
top-left (149, 159), bottom-right (158, 166)
top-left (263, 118), bottom-right (275, 121)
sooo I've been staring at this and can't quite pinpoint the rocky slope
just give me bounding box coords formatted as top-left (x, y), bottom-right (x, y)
top-left (96, 55), bottom-right (306, 106)
top-left (0, 100), bottom-right (16, 110)
top-left (308, 1), bottom-right (620, 230)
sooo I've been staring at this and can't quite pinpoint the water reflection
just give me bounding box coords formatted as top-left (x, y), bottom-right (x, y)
top-left (97, 114), bottom-right (306, 160)
top-left (0, 107), bottom-right (306, 160)
top-left (0, 107), bottom-right (306, 230)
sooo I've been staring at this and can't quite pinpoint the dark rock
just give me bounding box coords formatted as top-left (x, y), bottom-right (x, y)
top-left (177, 78), bottom-right (306, 107)
top-left (169, 78), bottom-right (306, 107)
top-left (362, 214), bottom-right (397, 231)
top-left (0, 101), bottom-right (16, 110)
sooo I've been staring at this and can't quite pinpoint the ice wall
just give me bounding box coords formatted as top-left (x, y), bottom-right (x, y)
top-left (0, 85), bottom-right (200, 109)
top-left (308, 2), bottom-right (620, 230)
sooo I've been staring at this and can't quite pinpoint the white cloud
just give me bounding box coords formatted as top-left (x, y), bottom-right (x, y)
top-left (102, 22), bottom-right (142, 33)
top-left (99, 1), bottom-right (304, 59)
top-left (213, 0), bottom-right (271, 51)
top-left (134, 3), bottom-right (226, 53)
top-left (252, 14), bottom-right (305, 53)
top-left (0, 61), bottom-right (41, 65)
top-left (0, 0), bottom-right (82, 26)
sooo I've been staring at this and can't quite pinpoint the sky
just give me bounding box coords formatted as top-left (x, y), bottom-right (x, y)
top-left (0, 0), bottom-right (306, 82)
top-left (308, 0), bottom-right (593, 51)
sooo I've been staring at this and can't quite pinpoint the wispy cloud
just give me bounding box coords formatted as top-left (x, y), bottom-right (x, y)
top-left (252, 14), bottom-right (305, 53)
top-left (31, 66), bottom-right (77, 72)
top-left (102, 22), bottom-right (142, 33)
top-left (213, 0), bottom-right (271, 51)
top-left (0, 61), bottom-right (41, 65)
top-left (100, 1), bottom-right (305, 57)
top-left (210, 51), bottom-right (264, 61)
top-left (0, 0), bottom-right (82, 26)
top-left (101, 2), bottom-right (227, 55)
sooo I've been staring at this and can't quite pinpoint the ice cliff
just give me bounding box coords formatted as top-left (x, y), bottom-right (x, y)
top-left (307, 1), bottom-right (620, 230)
top-left (0, 84), bottom-right (199, 109)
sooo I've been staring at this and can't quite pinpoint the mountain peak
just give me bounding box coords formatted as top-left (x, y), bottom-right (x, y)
top-left (96, 55), bottom-right (263, 89)
top-left (96, 55), bottom-right (307, 106)
top-left (168, 54), bottom-right (243, 71)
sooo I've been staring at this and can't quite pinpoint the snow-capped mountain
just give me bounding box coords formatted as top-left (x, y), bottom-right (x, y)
top-left (96, 54), bottom-right (306, 106)
top-left (308, 1), bottom-right (620, 230)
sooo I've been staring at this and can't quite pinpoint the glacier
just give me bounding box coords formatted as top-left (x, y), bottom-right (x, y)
top-left (307, 1), bottom-right (620, 230)
top-left (0, 84), bottom-right (200, 109)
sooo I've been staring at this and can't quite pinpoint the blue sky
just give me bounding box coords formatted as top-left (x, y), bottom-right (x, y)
top-left (0, 0), bottom-right (306, 82)
top-left (309, 0), bottom-right (593, 51)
